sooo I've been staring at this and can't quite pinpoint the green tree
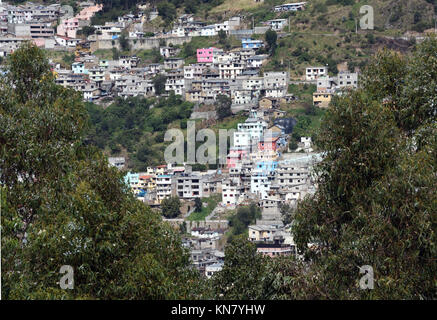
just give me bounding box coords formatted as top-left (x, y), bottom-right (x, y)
top-left (265, 29), bottom-right (277, 54)
top-left (291, 37), bottom-right (437, 299)
top-left (153, 74), bottom-right (167, 95)
top-left (212, 236), bottom-right (273, 299)
top-left (79, 26), bottom-right (96, 37)
top-left (0, 43), bottom-right (202, 299)
top-left (279, 203), bottom-right (294, 226)
top-left (218, 30), bottom-right (227, 45)
top-left (216, 94), bottom-right (232, 120)
top-left (157, 2), bottom-right (177, 26)
top-left (161, 196), bottom-right (181, 219)
top-left (194, 198), bottom-right (202, 213)
top-left (119, 31), bottom-right (130, 52)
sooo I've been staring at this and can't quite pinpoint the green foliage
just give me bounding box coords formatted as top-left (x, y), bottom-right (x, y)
top-left (265, 29), bottom-right (277, 54)
top-left (161, 196), bottom-right (182, 218)
top-left (291, 37), bottom-right (437, 299)
top-left (152, 74), bottom-right (167, 95)
top-left (279, 204), bottom-right (295, 226)
top-left (157, 3), bottom-right (177, 26)
top-left (194, 198), bottom-right (202, 213)
top-left (119, 31), bottom-right (131, 52)
top-left (79, 26), bottom-right (96, 37)
top-left (216, 94), bottom-right (232, 120)
top-left (187, 194), bottom-right (221, 221)
top-left (61, 52), bottom-right (75, 67)
top-left (85, 94), bottom-right (194, 170)
top-left (0, 43), bottom-right (202, 299)
top-left (211, 236), bottom-right (272, 299)
top-left (227, 203), bottom-right (261, 242)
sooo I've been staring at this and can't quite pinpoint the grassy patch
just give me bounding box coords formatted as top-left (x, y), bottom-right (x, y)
top-left (187, 194), bottom-right (221, 221)
top-left (211, 0), bottom-right (264, 13)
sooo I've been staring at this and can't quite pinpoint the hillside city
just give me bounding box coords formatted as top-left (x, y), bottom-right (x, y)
top-left (1, 0), bottom-right (436, 301)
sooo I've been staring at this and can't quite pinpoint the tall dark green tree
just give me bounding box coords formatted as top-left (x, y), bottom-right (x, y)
top-left (265, 29), bottom-right (277, 54)
top-left (161, 196), bottom-right (181, 219)
top-left (0, 43), bottom-right (202, 299)
top-left (216, 94), bottom-right (232, 120)
top-left (291, 37), bottom-right (437, 299)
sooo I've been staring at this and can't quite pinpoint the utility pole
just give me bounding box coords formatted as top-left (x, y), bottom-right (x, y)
top-left (289, 15), bottom-right (291, 33)
top-left (288, 60), bottom-right (290, 77)
top-left (355, 18), bottom-right (358, 34)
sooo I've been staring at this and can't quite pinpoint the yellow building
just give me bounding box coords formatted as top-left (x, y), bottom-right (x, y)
top-left (313, 91), bottom-right (333, 108)
top-left (139, 175), bottom-right (157, 191)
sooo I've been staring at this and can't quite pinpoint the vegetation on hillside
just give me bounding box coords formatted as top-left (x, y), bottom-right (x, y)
top-left (85, 94), bottom-right (194, 170)
top-left (0, 43), bottom-right (202, 299)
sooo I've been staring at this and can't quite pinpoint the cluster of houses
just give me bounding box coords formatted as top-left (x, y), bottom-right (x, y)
top-left (47, 39), bottom-right (298, 106)
top-left (0, 0), bottom-right (308, 56)
top-left (0, 1), bottom-right (102, 54)
top-left (119, 96), bottom-right (322, 274)
top-left (306, 66), bottom-right (359, 108)
top-left (1, 0), bottom-right (350, 276)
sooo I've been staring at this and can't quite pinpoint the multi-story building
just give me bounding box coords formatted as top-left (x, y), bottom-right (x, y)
top-left (222, 179), bottom-right (243, 206)
top-left (306, 66), bottom-right (328, 81)
top-left (337, 71), bottom-right (358, 88)
top-left (156, 174), bottom-right (173, 203)
top-left (264, 71), bottom-right (289, 89)
top-left (196, 47), bottom-right (220, 63)
top-left (164, 57), bottom-right (184, 70)
top-left (313, 90), bottom-right (333, 108)
top-left (175, 173), bottom-right (203, 199)
top-left (266, 19), bottom-right (288, 31)
top-left (165, 69), bottom-right (185, 96)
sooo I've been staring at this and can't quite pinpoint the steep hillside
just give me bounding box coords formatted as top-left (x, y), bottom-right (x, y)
top-left (209, 0), bottom-right (436, 34)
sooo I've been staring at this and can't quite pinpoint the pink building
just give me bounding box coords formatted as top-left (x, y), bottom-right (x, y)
top-left (57, 17), bottom-right (79, 38)
top-left (196, 47), bottom-right (218, 63)
top-left (226, 148), bottom-right (248, 169)
top-left (76, 4), bottom-right (103, 21)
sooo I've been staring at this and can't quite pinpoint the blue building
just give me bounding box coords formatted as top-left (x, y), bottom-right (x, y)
top-left (241, 38), bottom-right (264, 49)
top-left (124, 172), bottom-right (139, 187)
top-left (72, 62), bottom-right (88, 74)
top-left (256, 161), bottom-right (278, 174)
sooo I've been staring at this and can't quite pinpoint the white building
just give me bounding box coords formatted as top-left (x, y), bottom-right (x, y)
top-left (205, 262), bottom-right (223, 279)
top-left (222, 180), bottom-right (243, 206)
top-left (306, 66), bottom-right (328, 81)
top-left (267, 19), bottom-right (288, 31)
top-left (156, 175), bottom-right (173, 202)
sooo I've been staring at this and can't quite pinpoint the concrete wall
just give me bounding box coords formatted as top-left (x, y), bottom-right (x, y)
top-left (190, 111), bottom-right (217, 120)
top-left (90, 36), bottom-right (192, 52)
top-left (163, 219), bottom-right (229, 232)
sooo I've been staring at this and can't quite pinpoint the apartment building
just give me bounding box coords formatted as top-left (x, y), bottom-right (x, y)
top-left (222, 179), bottom-right (244, 206)
top-left (165, 69), bottom-right (185, 96)
top-left (175, 174), bottom-right (203, 199)
top-left (241, 38), bottom-right (264, 49)
top-left (156, 174), bottom-right (173, 203)
top-left (267, 19), bottom-right (288, 31)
